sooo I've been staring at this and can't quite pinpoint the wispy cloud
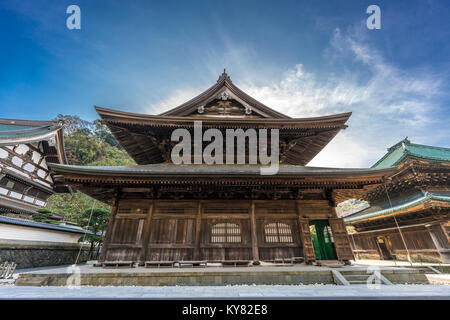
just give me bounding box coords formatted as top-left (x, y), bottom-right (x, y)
top-left (242, 28), bottom-right (447, 167)
top-left (147, 88), bottom-right (203, 115)
top-left (146, 27), bottom-right (447, 168)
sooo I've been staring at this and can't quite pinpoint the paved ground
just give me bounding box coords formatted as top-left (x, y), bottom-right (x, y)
top-left (426, 274), bottom-right (450, 285)
top-left (353, 259), bottom-right (450, 268)
top-left (3, 261), bottom-right (448, 299)
top-left (1, 284), bottom-right (450, 299)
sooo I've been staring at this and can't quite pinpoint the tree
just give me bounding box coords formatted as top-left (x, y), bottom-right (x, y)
top-left (32, 208), bottom-right (59, 225)
top-left (55, 114), bottom-right (93, 135)
top-left (45, 115), bottom-right (134, 224)
top-left (64, 130), bottom-right (104, 165)
top-left (77, 207), bottom-right (110, 260)
top-left (93, 120), bottom-right (121, 149)
top-left (46, 192), bottom-right (109, 222)
top-left (63, 129), bottom-right (134, 166)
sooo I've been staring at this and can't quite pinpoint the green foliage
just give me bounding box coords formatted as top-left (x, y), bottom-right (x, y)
top-left (64, 129), bottom-right (134, 166)
top-left (64, 130), bottom-right (104, 165)
top-left (45, 115), bottom-right (134, 224)
top-left (31, 213), bottom-right (46, 222)
top-left (78, 208), bottom-right (110, 259)
top-left (31, 212), bottom-right (59, 225)
top-left (46, 193), bottom-right (110, 223)
top-left (36, 208), bottom-right (52, 214)
top-left (78, 208), bottom-right (110, 234)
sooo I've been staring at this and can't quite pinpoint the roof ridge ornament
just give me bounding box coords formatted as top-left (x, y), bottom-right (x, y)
top-left (219, 91), bottom-right (229, 101)
top-left (217, 68), bottom-right (231, 83)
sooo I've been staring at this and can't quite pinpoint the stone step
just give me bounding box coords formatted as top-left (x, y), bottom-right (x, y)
top-left (15, 275), bottom-right (48, 286)
top-left (348, 280), bottom-right (372, 284)
top-left (343, 274), bottom-right (371, 281)
top-left (316, 260), bottom-right (345, 267)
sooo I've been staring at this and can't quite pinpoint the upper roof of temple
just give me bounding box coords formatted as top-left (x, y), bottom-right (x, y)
top-left (159, 69), bottom-right (290, 119)
top-left (372, 138), bottom-right (450, 168)
top-left (95, 71), bottom-right (352, 165)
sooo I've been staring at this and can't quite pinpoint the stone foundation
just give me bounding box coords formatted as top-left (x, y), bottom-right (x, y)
top-left (15, 266), bottom-right (429, 286)
top-left (0, 239), bottom-right (90, 269)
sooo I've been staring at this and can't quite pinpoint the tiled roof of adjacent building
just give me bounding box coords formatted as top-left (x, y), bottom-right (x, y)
top-left (372, 138), bottom-right (450, 168)
top-left (0, 215), bottom-right (88, 234)
top-left (344, 190), bottom-right (450, 223)
top-left (0, 118), bottom-right (64, 146)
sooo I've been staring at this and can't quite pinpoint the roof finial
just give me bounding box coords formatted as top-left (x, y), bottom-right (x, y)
top-left (218, 68), bottom-right (230, 82)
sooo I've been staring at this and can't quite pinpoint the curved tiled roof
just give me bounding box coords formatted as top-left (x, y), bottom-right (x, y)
top-left (95, 72), bottom-right (352, 166)
top-left (0, 119), bottom-right (62, 145)
top-left (159, 70), bottom-right (290, 119)
top-left (344, 190), bottom-right (450, 223)
top-left (48, 162), bottom-right (396, 178)
top-left (372, 138), bottom-right (450, 168)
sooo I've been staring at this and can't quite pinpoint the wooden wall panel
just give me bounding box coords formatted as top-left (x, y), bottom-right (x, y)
top-left (256, 218), bottom-right (302, 261)
top-left (297, 200), bottom-right (333, 218)
top-left (103, 199), bottom-right (151, 262)
top-left (105, 248), bottom-right (141, 262)
top-left (199, 218), bottom-right (252, 261)
top-left (147, 218), bottom-right (196, 261)
top-left (101, 199), bottom-right (356, 263)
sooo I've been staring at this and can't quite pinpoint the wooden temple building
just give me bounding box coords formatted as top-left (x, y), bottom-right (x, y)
top-left (0, 118), bottom-right (68, 217)
top-left (345, 139), bottom-right (450, 263)
top-left (48, 71), bottom-right (398, 265)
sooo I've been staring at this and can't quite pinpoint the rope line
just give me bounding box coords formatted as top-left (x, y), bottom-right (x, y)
top-left (383, 183), bottom-right (412, 266)
top-left (74, 200), bottom-right (96, 265)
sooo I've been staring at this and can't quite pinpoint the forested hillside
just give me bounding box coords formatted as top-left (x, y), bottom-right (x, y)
top-left (45, 115), bottom-right (135, 222)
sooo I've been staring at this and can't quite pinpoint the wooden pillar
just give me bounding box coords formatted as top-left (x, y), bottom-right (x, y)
top-left (296, 201), bottom-right (316, 263)
top-left (139, 200), bottom-right (154, 263)
top-left (425, 222), bottom-right (450, 263)
top-left (99, 190), bottom-right (120, 262)
top-left (250, 200), bottom-right (259, 261)
top-left (194, 201), bottom-right (203, 260)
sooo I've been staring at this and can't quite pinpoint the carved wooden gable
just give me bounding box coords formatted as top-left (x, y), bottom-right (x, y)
top-left (194, 98), bottom-right (263, 118)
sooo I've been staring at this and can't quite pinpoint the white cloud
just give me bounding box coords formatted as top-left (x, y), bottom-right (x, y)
top-left (147, 88), bottom-right (203, 115)
top-left (145, 28), bottom-right (446, 168)
top-left (307, 132), bottom-right (370, 168)
top-left (239, 29), bottom-right (445, 167)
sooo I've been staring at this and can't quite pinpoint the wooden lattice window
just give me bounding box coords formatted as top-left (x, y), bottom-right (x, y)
top-left (211, 222), bottom-right (241, 243)
top-left (264, 222), bottom-right (293, 243)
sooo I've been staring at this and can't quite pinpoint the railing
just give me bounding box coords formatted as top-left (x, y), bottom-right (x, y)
top-left (0, 261), bottom-right (16, 279)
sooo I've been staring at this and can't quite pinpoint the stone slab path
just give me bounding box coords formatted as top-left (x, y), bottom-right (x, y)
top-left (1, 284), bottom-right (449, 299)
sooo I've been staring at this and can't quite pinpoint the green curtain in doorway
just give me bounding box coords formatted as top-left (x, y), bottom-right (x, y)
top-left (309, 220), bottom-right (335, 260)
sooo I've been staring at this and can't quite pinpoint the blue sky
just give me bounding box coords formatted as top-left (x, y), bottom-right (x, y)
top-left (0, 0), bottom-right (449, 167)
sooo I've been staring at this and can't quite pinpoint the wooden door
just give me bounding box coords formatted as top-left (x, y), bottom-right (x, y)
top-left (298, 217), bottom-right (316, 263)
top-left (329, 218), bottom-right (354, 261)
